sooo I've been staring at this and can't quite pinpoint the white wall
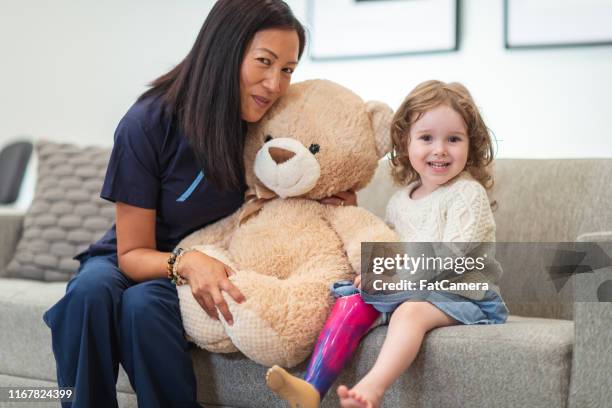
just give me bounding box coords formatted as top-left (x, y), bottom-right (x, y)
top-left (0, 0), bottom-right (216, 148)
top-left (1, 0), bottom-right (612, 210)
top-left (287, 0), bottom-right (612, 158)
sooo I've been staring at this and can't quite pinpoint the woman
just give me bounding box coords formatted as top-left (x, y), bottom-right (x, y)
top-left (44, 1), bottom-right (354, 407)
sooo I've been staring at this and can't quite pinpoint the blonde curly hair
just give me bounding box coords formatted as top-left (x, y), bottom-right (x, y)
top-left (390, 80), bottom-right (495, 192)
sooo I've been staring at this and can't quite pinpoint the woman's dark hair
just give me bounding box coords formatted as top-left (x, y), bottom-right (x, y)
top-left (140, 0), bottom-right (306, 191)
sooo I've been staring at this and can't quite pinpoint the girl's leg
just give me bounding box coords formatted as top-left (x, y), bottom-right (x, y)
top-left (43, 254), bottom-right (131, 408)
top-left (120, 278), bottom-right (200, 408)
top-left (337, 301), bottom-right (458, 408)
top-left (266, 293), bottom-right (380, 408)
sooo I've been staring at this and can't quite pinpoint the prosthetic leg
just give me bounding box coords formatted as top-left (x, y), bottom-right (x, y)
top-left (266, 293), bottom-right (380, 408)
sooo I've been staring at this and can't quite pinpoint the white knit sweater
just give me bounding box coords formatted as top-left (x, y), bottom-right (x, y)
top-left (385, 172), bottom-right (495, 243)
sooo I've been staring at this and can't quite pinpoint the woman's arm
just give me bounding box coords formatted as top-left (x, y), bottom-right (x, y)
top-left (115, 202), bottom-right (245, 323)
top-left (115, 202), bottom-right (167, 281)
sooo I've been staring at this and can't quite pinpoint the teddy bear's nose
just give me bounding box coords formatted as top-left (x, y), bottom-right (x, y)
top-left (268, 147), bottom-right (296, 164)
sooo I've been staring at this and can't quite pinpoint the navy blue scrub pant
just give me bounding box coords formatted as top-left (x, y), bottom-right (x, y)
top-left (43, 252), bottom-right (200, 408)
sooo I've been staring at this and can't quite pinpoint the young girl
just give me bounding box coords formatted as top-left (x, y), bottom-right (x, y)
top-left (266, 80), bottom-right (508, 408)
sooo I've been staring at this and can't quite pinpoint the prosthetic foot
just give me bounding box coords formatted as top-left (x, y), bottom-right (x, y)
top-left (266, 365), bottom-right (320, 408)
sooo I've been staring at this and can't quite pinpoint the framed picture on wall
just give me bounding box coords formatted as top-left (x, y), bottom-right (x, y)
top-left (308, 0), bottom-right (459, 60)
top-left (505, 0), bottom-right (612, 49)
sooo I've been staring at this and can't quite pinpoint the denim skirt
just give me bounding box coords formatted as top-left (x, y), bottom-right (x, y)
top-left (331, 281), bottom-right (508, 325)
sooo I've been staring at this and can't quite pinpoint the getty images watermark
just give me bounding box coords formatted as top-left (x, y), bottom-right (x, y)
top-left (369, 249), bottom-right (489, 291)
top-left (359, 241), bottom-right (612, 302)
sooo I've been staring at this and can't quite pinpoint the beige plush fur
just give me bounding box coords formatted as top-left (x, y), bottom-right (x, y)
top-left (177, 80), bottom-right (398, 367)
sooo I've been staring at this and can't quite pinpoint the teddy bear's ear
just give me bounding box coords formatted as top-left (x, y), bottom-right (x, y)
top-left (366, 101), bottom-right (393, 159)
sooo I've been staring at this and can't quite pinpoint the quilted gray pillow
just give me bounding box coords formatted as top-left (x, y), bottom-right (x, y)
top-left (6, 141), bottom-right (114, 281)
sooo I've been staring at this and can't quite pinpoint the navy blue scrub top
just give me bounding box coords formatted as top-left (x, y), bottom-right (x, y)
top-left (85, 95), bottom-right (245, 258)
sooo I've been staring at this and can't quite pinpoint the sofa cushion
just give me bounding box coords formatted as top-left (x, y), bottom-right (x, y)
top-left (1, 276), bottom-right (573, 408)
top-left (0, 141), bottom-right (33, 204)
top-left (193, 316), bottom-right (574, 408)
top-left (492, 159), bottom-right (612, 243)
top-left (5, 141), bottom-right (114, 281)
top-left (0, 277), bottom-right (135, 395)
top-left (0, 277), bottom-right (69, 381)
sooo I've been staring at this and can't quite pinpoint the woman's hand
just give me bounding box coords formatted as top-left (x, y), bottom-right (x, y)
top-left (178, 251), bottom-right (246, 325)
top-left (318, 189), bottom-right (357, 207)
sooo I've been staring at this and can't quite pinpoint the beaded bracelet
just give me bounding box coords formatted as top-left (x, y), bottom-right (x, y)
top-left (167, 247), bottom-right (189, 286)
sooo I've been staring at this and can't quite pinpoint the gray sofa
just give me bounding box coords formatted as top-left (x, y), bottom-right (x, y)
top-left (1, 158), bottom-right (611, 408)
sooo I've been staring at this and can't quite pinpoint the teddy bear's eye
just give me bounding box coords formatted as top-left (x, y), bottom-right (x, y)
top-left (309, 144), bottom-right (320, 155)
top-left (265, 135), bottom-right (273, 143)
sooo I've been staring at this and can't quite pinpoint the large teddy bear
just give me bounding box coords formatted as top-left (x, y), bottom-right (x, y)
top-left (176, 79), bottom-right (398, 367)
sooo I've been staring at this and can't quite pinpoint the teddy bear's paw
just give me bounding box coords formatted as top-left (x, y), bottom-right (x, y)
top-left (225, 306), bottom-right (308, 368)
top-left (177, 285), bottom-right (237, 353)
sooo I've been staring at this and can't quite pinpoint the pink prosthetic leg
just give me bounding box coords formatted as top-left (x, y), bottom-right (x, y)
top-left (266, 293), bottom-right (380, 407)
top-left (304, 293), bottom-right (380, 399)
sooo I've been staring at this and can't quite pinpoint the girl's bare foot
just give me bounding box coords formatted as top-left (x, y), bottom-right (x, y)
top-left (266, 365), bottom-right (320, 408)
top-left (337, 382), bottom-right (383, 408)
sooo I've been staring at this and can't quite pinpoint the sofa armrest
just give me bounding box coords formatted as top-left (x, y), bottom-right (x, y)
top-left (0, 214), bottom-right (24, 275)
top-left (569, 233), bottom-right (612, 408)
top-left (576, 231), bottom-right (612, 242)
top-left (569, 302), bottom-right (612, 407)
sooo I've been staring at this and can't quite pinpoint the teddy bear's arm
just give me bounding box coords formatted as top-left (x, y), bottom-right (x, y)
top-left (325, 206), bottom-right (399, 274)
top-left (176, 210), bottom-right (240, 250)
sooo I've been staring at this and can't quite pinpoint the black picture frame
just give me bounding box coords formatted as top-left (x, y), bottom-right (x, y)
top-left (504, 0), bottom-right (612, 50)
top-left (308, 0), bottom-right (460, 61)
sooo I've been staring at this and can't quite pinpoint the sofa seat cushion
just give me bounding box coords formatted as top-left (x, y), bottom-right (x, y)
top-left (0, 277), bottom-right (574, 408)
top-left (193, 316), bottom-right (574, 408)
top-left (0, 277), bottom-right (134, 394)
top-left (0, 278), bottom-right (66, 381)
